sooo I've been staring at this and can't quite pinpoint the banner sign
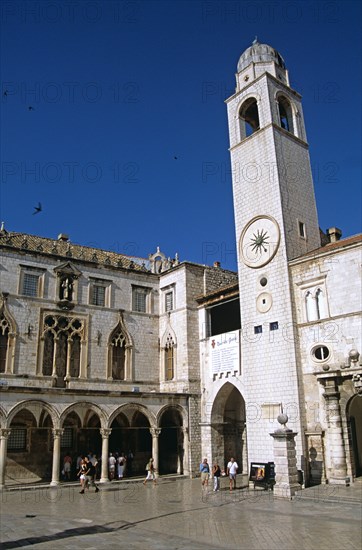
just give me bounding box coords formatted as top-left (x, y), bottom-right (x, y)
top-left (210, 330), bottom-right (240, 375)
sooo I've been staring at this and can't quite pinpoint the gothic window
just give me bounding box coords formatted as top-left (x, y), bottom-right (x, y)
top-left (305, 287), bottom-right (328, 322)
top-left (277, 95), bottom-right (294, 134)
top-left (0, 299), bottom-right (16, 374)
top-left (107, 314), bottom-right (132, 381)
top-left (0, 314), bottom-right (9, 373)
top-left (239, 97), bottom-right (260, 139)
top-left (111, 330), bottom-right (126, 380)
top-left (315, 288), bottom-right (326, 320)
top-left (40, 315), bottom-right (85, 379)
top-left (305, 291), bottom-right (317, 322)
top-left (165, 334), bottom-right (175, 381)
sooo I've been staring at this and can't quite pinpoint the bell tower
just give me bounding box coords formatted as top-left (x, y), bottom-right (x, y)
top-left (226, 41), bottom-right (321, 465)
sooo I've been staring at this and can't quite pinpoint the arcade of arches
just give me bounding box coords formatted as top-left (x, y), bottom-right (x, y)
top-left (0, 401), bottom-right (188, 487)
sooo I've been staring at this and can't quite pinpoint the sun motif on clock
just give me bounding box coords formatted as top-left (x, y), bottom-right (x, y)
top-left (240, 216), bottom-right (280, 268)
top-left (250, 228), bottom-right (270, 253)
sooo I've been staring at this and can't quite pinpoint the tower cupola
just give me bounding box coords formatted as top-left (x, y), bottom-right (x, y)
top-left (235, 39), bottom-right (290, 91)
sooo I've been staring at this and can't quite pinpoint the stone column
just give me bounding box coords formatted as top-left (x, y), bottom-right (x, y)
top-left (150, 428), bottom-right (161, 477)
top-left (182, 427), bottom-right (190, 476)
top-left (270, 414), bottom-right (300, 498)
top-left (0, 428), bottom-right (11, 489)
top-left (323, 379), bottom-right (349, 485)
top-left (100, 428), bottom-right (111, 483)
top-left (50, 428), bottom-right (64, 486)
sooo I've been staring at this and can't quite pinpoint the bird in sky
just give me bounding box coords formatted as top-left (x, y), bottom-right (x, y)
top-left (33, 202), bottom-right (42, 215)
top-left (174, 156), bottom-right (178, 160)
top-left (28, 106), bottom-right (35, 111)
top-left (3, 90), bottom-right (8, 97)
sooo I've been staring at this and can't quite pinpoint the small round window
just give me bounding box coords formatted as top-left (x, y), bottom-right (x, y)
top-left (260, 277), bottom-right (268, 287)
top-left (312, 345), bottom-right (330, 362)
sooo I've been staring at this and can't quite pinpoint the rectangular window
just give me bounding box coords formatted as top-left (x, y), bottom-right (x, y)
top-left (165, 291), bottom-right (173, 312)
top-left (8, 427), bottom-right (27, 451)
top-left (61, 427), bottom-right (73, 448)
top-left (132, 287), bottom-right (150, 313)
top-left (254, 325), bottom-right (263, 334)
top-left (89, 279), bottom-right (111, 307)
top-left (92, 284), bottom-right (106, 306)
top-left (22, 273), bottom-right (39, 296)
top-left (298, 221), bottom-right (306, 239)
top-left (270, 322), bottom-right (279, 331)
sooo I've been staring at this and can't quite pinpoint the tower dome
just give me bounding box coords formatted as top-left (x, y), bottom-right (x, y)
top-left (237, 39), bottom-right (286, 73)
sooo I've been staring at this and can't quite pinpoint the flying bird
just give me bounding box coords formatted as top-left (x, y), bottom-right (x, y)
top-left (174, 156), bottom-right (178, 160)
top-left (3, 90), bottom-right (8, 97)
top-left (28, 106), bottom-right (35, 111)
top-left (33, 202), bottom-right (42, 215)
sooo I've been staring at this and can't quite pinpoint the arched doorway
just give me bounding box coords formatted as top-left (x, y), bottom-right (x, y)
top-left (109, 412), bottom-right (130, 455)
top-left (159, 408), bottom-right (183, 474)
top-left (8, 407), bottom-right (53, 482)
top-left (348, 395), bottom-right (362, 477)
top-left (131, 411), bottom-right (151, 475)
top-left (211, 383), bottom-right (246, 472)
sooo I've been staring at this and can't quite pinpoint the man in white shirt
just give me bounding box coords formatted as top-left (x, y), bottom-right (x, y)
top-left (108, 453), bottom-right (116, 480)
top-left (226, 457), bottom-right (238, 492)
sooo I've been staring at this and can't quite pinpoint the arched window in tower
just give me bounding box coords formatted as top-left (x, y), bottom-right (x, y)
top-left (277, 95), bottom-right (294, 134)
top-left (0, 314), bottom-right (10, 373)
top-left (315, 288), bottom-right (326, 320)
top-left (305, 291), bottom-right (317, 322)
top-left (165, 334), bottom-right (175, 381)
top-left (111, 330), bottom-right (126, 380)
top-left (239, 98), bottom-right (260, 139)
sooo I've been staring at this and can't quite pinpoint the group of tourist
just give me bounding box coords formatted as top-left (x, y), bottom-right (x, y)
top-left (108, 450), bottom-right (133, 480)
top-left (61, 451), bottom-right (100, 482)
top-left (199, 457), bottom-right (239, 492)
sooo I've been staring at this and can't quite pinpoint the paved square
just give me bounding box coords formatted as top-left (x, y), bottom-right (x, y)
top-left (1, 478), bottom-right (361, 549)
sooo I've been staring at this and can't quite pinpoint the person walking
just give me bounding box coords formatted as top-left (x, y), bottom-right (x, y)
top-left (212, 461), bottom-right (221, 492)
top-left (85, 456), bottom-right (99, 492)
top-left (77, 458), bottom-right (89, 494)
top-left (199, 458), bottom-right (210, 490)
top-left (63, 453), bottom-right (72, 481)
top-left (117, 453), bottom-right (126, 479)
top-left (108, 453), bottom-right (116, 480)
top-left (143, 458), bottom-right (157, 485)
top-left (226, 457), bottom-right (238, 492)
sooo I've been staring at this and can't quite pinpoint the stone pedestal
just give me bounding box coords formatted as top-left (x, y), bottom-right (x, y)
top-left (270, 414), bottom-right (300, 498)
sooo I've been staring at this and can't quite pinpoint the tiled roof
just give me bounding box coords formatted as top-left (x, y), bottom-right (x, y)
top-left (196, 281), bottom-right (239, 303)
top-left (0, 231), bottom-right (149, 272)
top-left (295, 234), bottom-right (362, 260)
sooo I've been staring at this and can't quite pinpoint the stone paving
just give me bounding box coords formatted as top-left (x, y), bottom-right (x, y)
top-left (0, 477), bottom-right (361, 549)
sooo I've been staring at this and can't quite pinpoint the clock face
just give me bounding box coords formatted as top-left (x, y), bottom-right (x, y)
top-left (240, 215), bottom-right (280, 268)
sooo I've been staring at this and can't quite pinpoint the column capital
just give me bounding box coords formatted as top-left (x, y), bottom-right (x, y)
top-left (100, 428), bottom-right (112, 438)
top-left (52, 428), bottom-right (64, 438)
top-left (0, 428), bottom-right (12, 439)
top-left (150, 428), bottom-right (161, 438)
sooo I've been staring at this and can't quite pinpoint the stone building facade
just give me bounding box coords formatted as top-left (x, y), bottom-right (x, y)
top-left (0, 41), bottom-right (361, 488)
top-left (0, 230), bottom-right (237, 486)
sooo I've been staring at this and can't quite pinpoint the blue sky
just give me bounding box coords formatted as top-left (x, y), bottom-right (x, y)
top-left (1, 0), bottom-right (361, 271)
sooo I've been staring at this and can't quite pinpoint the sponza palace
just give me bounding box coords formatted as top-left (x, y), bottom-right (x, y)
top-left (0, 40), bottom-right (361, 488)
